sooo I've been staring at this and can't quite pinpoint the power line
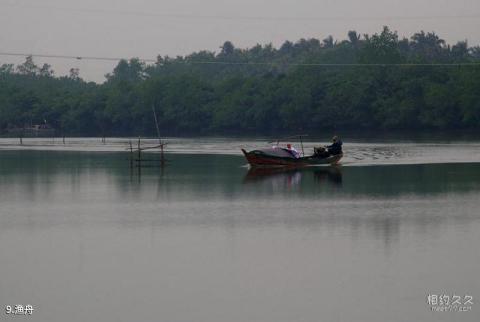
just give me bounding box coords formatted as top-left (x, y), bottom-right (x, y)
top-left (1, 51), bottom-right (479, 67)
top-left (0, 52), bottom-right (141, 62)
top-left (2, 3), bottom-right (480, 22)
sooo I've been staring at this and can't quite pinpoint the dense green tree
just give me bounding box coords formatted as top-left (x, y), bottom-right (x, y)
top-left (361, 26), bottom-right (403, 64)
top-left (409, 31), bottom-right (446, 62)
top-left (1, 27), bottom-right (480, 136)
top-left (16, 56), bottom-right (39, 75)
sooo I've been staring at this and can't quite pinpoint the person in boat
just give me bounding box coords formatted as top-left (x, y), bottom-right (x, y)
top-left (286, 143), bottom-right (301, 158)
top-left (326, 136), bottom-right (343, 156)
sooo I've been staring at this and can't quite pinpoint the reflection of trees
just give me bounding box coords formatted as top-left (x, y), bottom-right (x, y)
top-left (1, 151), bottom-right (480, 249)
top-left (2, 151), bottom-right (480, 200)
top-left (0, 150), bottom-right (126, 201)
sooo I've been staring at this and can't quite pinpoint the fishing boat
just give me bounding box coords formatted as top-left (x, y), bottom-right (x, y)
top-left (241, 135), bottom-right (343, 167)
top-left (242, 147), bottom-right (342, 167)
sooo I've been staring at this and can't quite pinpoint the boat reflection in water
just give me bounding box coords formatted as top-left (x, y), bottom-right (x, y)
top-left (243, 166), bottom-right (343, 188)
top-left (313, 166), bottom-right (343, 186)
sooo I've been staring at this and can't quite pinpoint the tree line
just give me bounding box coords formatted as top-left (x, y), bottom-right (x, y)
top-left (1, 27), bottom-right (480, 136)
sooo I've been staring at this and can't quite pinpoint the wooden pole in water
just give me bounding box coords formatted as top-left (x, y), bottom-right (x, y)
top-left (152, 104), bottom-right (161, 145)
top-left (137, 137), bottom-right (141, 165)
top-left (152, 103), bottom-right (166, 167)
top-left (300, 135), bottom-right (305, 157)
top-left (129, 140), bottom-right (133, 169)
top-left (137, 137), bottom-right (142, 175)
top-left (161, 144), bottom-right (165, 165)
top-left (19, 135), bottom-right (23, 145)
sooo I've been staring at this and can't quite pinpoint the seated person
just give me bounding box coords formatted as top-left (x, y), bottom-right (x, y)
top-left (326, 136), bottom-right (343, 156)
top-left (286, 143), bottom-right (301, 158)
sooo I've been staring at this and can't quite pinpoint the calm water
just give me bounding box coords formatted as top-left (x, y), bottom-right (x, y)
top-left (0, 140), bottom-right (479, 322)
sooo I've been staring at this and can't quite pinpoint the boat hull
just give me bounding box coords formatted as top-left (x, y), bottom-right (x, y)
top-left (241, 149), bottom-right (342, 167)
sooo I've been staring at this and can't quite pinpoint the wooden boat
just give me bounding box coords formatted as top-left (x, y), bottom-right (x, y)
top-left (241, 147), bottom-right (342, 167)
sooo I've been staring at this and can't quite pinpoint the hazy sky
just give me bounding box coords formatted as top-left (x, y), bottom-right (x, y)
top-left (1, 0), bottom-right (479, 82)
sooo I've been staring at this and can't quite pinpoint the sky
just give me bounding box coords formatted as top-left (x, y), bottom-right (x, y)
top-left (1, 0), bottom-right (479, 82)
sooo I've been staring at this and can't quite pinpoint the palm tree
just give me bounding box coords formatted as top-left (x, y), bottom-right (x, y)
top-left (410, 31), bottom-right (446, 61)
top-left (347, 31), bottom-right (361, 48)
top-left (322, 35), bottom-right (335, 49)
top-left (451, 40), bottom-right (469, 60)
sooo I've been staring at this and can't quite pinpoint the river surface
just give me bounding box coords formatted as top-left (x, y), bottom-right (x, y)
top-left (0, 138), bottom-right (479, 322)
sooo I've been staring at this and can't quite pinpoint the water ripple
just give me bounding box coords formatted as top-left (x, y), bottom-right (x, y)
top-left (1, 137), bottom-right (479, 166)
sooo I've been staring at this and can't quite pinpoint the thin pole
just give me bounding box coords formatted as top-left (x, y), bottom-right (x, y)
top-left (137, 137), bottom-right (141, 165)
top-left (152, 104), bottom-right (161, 145)
top-left (129, 140), bottom-right (133, 169)
top-left (300, 135), bottom-right (305, 156)
top-left (160, 144), bottom-right (164, 164)
top-left (152, 103), bottom-right (166, 167)
top-left (137, 137), bottom-right (141, 176)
